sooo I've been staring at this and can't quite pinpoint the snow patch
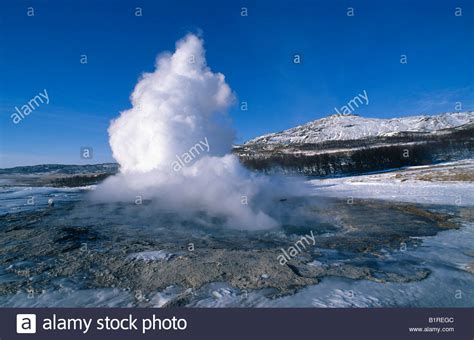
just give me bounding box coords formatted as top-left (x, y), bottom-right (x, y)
top-left (127, 250), bottom-right (173, 262)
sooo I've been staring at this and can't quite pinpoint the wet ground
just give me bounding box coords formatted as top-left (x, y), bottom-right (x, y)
top-left (0, 185), bottom-right (472, 307)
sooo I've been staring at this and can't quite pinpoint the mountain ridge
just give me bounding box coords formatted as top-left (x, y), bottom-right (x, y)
top-left (235, 111), bottom-right (474, 176)
top-left (245, 111), bottom-right (474, 146)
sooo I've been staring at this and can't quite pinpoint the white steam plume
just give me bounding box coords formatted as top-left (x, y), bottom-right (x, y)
top-left (109, 34), bottom-right (234, 173)
top-left (93, 34), bottom-right (301, 229)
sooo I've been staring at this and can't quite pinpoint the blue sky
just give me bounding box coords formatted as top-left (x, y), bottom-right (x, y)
top-left (1, 0), bottom-right (473, 167)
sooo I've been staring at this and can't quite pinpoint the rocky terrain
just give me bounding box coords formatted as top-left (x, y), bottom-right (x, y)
top-left (0, 194), bottom-right (464, 307)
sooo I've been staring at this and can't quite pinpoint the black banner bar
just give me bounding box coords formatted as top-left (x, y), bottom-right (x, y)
top-left (1, 308), bottom-right (472, 339)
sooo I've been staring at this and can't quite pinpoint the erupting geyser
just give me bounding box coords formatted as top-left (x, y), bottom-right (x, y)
top-left (93, 33), bottom-right (299, 229)
top-left (109, 34), bottom-right (235, 173)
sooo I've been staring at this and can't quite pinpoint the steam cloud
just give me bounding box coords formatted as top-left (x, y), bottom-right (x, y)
top-left (93, 34), bottom-right (302, 229)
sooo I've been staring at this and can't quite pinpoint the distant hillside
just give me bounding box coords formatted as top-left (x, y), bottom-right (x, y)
top-left (234, 111), bottom-right (474, 176)
top-left (0, 163), bottom-right (119, 187)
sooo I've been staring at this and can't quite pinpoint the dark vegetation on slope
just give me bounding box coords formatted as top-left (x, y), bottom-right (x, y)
top-left (233, 124), bottom-right (474, 177)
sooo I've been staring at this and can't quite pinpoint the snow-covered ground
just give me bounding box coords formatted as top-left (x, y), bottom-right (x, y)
top-left (308, 159), bottom-right (474, 206)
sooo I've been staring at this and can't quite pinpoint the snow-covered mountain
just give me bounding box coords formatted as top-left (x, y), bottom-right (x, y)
top-left (245, 111), bottom-right (474, 146)
top-left (235, 111), bottom-right (474, 176)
